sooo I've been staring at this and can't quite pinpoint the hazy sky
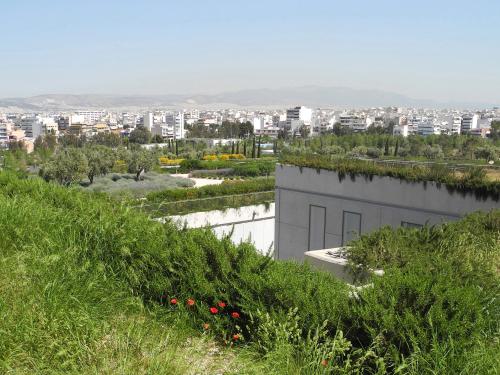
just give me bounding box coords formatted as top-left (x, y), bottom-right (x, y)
top-left (1, 0), bottom-right (499, 103)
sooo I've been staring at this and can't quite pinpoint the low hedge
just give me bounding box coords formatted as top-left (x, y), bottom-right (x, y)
top-left (145, 177), bottom-right (275, 203)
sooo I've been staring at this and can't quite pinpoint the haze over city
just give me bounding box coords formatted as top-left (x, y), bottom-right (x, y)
top-left (1, 0), bottom-right (499, 105)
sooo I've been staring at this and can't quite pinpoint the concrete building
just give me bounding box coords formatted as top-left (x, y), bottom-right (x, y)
top-left (19, 116), bottom-right (40, 138)
top-left (393, 124), bottom-right (409, 137)
top-left (274, 164), bottom-right (499, 260)
top-left (461, 114), bottom-right (479, 133)
top-left (57, 116), bottom-right (71, 131)
top-left (165, 112), bottom-right (185, 139)
top-left (451, 116), bottom-right (462, 135)
top-left (418, 121), bottom-right (441, 136)
top-left (339, 114), bottom-right (370, 132)
top-left (0, 122), bottom-right (12, 144)
top-left (152, 112), bottom-right (185, 140)
top-left (75, 111), bottom-right (105, 125)
top-left (286, 106), bottom-right (312, 132)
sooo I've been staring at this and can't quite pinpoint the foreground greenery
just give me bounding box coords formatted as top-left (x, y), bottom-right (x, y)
top-left (0, 173), bottom-right (499, 374)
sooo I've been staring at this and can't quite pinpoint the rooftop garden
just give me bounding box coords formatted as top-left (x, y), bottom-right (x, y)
top-left (280, 154), bottom-right (500, 200)
top-left (1, 172), bottom-right (499, 374)
top-left (137, 178), bottom-right (275, 216)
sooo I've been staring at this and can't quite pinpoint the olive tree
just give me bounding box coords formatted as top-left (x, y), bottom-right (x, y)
top-left (40, 148), bottom-right (88, 186)
top-left (84, 145), bottom-right (116, 184)
top-left (126, 148), bottom-right (157, 181)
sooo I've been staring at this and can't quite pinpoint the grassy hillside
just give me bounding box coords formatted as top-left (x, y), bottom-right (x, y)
top-left (0, 172), bottom-right (499, 374)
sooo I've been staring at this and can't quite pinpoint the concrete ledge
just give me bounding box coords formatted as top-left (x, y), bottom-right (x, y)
top-left (304, 247), bottom-right (383, 284)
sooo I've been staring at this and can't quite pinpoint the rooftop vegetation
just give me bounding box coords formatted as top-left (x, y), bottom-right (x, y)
top-left (1, 172), bottom-right (499, 373)
top-left (139, 178), bottom-right (275, 216)
top-left (280, 154), bottom-right (500, 200)
top-left (145, 177), bottom-right (275, 203)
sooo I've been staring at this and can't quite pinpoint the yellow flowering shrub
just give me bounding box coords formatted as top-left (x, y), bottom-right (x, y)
top-left (159, 156), bottom-right (184, 166)
top-left (203, 155), bottom-right (218, 161)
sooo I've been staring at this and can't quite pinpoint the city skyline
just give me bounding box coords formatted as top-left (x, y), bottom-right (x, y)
top-left (1, 0), bottom-right (499, 104)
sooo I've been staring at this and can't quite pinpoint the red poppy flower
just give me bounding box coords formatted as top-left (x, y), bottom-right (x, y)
top-left (203, 323), bottom-right (210, 330)
top-left (170, 298), bottom-right (177, 305)
top-left (186, 298), bottom-right (195, 306)
top-left (231, 312), bottom-right (240, 319)
top-left (217, 301), bottom-right (226, 308)
top-left (321, 359), bottom-right (328, 367)
top-left (232, 334), bottom-right (239, 341)
top-left (209, 307), bottom-right (218, 314)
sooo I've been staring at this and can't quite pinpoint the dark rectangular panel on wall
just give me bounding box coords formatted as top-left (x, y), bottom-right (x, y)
top-left (309, 205), bottom-right (326, 250)
top-left (342, 211), bottom-right (361, 245)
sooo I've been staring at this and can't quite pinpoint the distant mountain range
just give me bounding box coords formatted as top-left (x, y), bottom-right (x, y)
top-left (0, 86), bottom-right (496, 111)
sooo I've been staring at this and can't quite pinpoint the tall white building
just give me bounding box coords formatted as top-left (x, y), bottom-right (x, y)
top-left (160, 112), bottom-right (185, 139)
top-left (451, 116), bottom-right (462, 135)
top-left (461, 114), bottom-right (479, 133)
top-left (144, 112), bottom-right (154, 131)
top-left (0, 122), bottom-right (12, 144)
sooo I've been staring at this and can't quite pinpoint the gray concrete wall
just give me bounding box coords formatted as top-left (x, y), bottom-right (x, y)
top-left (275, 164), bottom-right (499, 260)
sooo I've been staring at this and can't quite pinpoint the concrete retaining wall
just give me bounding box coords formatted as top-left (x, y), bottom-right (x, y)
top-left (275, 164), bottom-right (499, 260)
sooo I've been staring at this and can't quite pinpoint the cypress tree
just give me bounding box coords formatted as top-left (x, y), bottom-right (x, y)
top-left (243, 141), bottom-right (247, 157)
top-left (252, 136), bottom-right (256, 159)
top-left (384, 138), bottom-right (390, 156)
top-left (257, 136), bottom-right (262, 158)
top-left (175, 140), bottom-right (178, 156)
top-left (231, 141), bottom-right (235, 154)
top-left (236, 141), bottom-right (240, 154)
top-left (394, 139), bottom-right (399, 157)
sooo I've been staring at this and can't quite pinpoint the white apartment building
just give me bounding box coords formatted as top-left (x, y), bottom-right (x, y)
top-left (418, 121), bottom-right (441, 136)
top-left (75, 111), bottom-right (105, 125)
top-left (407, 116), bottom-right (421, 135)
top-left (154, 112), bottom-right (185, 140)
top-left (393, 124), bottom-right (409, 137)
top-left (20, 117), bottom-right (42, 139)
top-left (19, 116), bottom-right (58, 139)
top-left (0, 122), bottom-right (12, 144)
top-left (461, 114), bottom-right (479, 133)
top-left (451, 116), bottom-right (462, 135)
top-left (286, 106), bottom-right (312, 132)
top-left (253, 115), bottom-right (273, 132)
top-left (253, 117), bottom-right (265, 132)
top-left (339, 114), bottom-right (371, 132)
